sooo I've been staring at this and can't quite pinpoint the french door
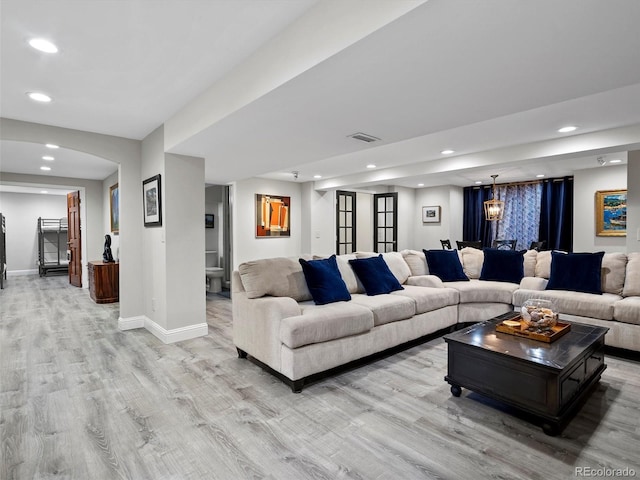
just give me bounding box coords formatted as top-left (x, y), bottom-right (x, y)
top-left (336, 191), bottom-right (356, 254)
top-left (373, 192), bottom-right (397, 253)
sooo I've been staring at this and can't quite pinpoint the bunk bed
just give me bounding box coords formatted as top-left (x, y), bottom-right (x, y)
top-left (0, 213), bottom-right (6, 289)
top-left (38, 217), bottom-right (69, 276)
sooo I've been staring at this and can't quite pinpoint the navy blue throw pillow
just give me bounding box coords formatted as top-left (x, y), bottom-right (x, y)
top-left (480, 248), bottom-right (525, 284)
top-left (348, 255), bottom-right (404, 296)
top-left (546, 251), bottom-right (604, 295)
top-left (299, 255), bottom-right (351, 305)
top-left (423, 249), bottom-right (469, 282)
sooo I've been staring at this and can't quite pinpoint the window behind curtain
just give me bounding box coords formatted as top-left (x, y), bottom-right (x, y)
top-left (493, 182), bottom-right (543, 250)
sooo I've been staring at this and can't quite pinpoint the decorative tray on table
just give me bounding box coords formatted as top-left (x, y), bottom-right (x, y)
top-left (496, 317), bottom-right (571, 343)
top-left (496, 299), bottom-right (570, 343)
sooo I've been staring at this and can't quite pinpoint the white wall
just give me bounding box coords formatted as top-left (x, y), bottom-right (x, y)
top-left (356, 192), bottom-right (373, 252)
top-left (103, 170), bottom-right (120, 260)
top-left (232, 177), bottom-right (302, 268)
top-left (391, 186), bottom-right (414, 251)
top-left (0, 192), bottom-right (67, 273)
top-left (573, 165), bottom-right (627, 253)
top-left (413, 185), bottom-right (463, 250)
top-left (141, 126), bottom-right (168, 328)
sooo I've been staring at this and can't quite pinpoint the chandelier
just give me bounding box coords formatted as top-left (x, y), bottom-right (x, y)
top-left (483, 174), bottom-right (504, 221)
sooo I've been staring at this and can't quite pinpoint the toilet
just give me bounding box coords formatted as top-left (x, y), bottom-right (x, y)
top-left (205, 267), bottom-right (224, 293)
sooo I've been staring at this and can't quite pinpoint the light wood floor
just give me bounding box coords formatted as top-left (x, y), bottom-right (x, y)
top-left (1, 275), bottom-right (639, 480)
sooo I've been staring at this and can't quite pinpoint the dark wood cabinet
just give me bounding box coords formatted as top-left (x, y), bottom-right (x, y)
top-left (88, 261), bottom-right (119, 303)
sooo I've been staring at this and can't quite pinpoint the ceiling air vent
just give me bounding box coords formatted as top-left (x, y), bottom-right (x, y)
top-left (348, 132), bottom-right (380, 143)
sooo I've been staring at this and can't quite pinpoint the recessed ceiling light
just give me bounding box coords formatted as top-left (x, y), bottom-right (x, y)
top-left (366, 164), bottom-right (376, 169)
top-left (45, 143), bottom-right (59, 149)
top-left (557, 125), bottom-right (577, 133)
top-left (475, 181), bottom-right (483, 185)
top-left (29, 38), bottom-right (58, 53)
top-left (27, 92), bottom-right (52, 102)
top-left (441, 149), bottom-right (455, 155)
top-left (40, 190), bottom-right (48, 194)
top-left (42, 155), bottom-right (55, 161)
top-left (609, 159), bottom-right (622, 164)
top-left (313, 175), bottom-right (322, 179)
top-left (40, 166), bottom-right (51, 171)
top-left (536, 174), bottom-right (545, 178)
top-left (417, 183), bottom-right (424, 187)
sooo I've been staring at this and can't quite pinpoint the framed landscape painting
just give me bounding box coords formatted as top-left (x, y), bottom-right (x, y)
top-left (422, 205), bottom-right (441, 223)
top-left (256, 194), bottom-right (290, 237)
top-left (595, 189), bottom-right (626, 236)
top-left (109, 183), bottom-right (119, 234)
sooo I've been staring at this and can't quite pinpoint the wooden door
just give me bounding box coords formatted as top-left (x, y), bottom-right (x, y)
top-left (336, 191), bottom-right (356, 254)
top-left (67, 191), bottom-right (82, 287)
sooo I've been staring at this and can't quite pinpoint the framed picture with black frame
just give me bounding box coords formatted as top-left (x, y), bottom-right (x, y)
top-left (142, 174), bottom-right (162, 227)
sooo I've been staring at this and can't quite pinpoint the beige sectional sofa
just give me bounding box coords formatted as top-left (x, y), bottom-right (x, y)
top-left (232, 249), bottom-right (640, 392)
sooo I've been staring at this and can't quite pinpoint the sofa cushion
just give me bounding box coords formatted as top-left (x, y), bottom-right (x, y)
top-left (601, 252), bottom-right (627, 295)
top-left (349, 255), bottom-right (404, 295)
top-left (401, 249), bottom-right (429, 276)
top-left (623, 252), bottom-right (640, 297)
top-left (523, 249), bottom-right (537, 278)
top-left (447, 279), bottom-right (517, 304)
top-left (405, 275), bottom-right (445, 288)
top-left (535, 250), bottom-right (553, 278)
top-left (614, 297), bottom-right (640, 326)
top-left (350, 293), bottom-right (415, 326)
top-left (239, 256), bottom-right (312, 301)
top-left (546, 251), bottom-right (604, 294)
top-left (480, 249), bottom-right (525, 284)
top-left (281, 303), bottom-right (374, 349)
top-left (513, 289), bottom-right (619, 321)
top-left (424, 249), bottom-right (469, 282)
top-left (314, 254), bottom-right (364, 294)
top-left (391, 285), bottom-right (459, 314)
top-left (356, 251), bottom-right (412, 284)
top-left (459, 247), bottom-right (483, 279)
top-left (299, 255), bottom-right (351, 305)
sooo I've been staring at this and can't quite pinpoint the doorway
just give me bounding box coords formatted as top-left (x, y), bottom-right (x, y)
top-left (373, 192), bottom-right (398, 253)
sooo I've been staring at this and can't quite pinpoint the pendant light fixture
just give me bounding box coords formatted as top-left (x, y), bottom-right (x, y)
top-left (484, 174), bottom-right (504, 221)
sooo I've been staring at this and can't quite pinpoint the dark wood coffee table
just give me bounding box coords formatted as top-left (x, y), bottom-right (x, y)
top-left (444, 312), bottom-right (608, 435)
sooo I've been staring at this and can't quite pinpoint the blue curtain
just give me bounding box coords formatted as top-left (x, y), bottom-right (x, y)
top-left (539, 176), bottom-right (573, 252)
top-left (462, 185), bottom-right (493, 247)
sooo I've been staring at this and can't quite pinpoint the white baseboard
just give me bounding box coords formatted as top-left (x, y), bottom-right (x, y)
top-left (118, 315), bottom-right (208, 344)
top-left (7, 269), bottom-right (38, 276)
top-left (118, 315), bottom-right (146, 330)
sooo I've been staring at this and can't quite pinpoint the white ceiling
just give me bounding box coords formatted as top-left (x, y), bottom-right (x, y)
top-left (1, 0), bottom-right (640, 190)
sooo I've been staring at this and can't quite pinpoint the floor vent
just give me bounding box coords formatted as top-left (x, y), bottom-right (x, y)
top-left (348, 132), bottom-right (380, 143)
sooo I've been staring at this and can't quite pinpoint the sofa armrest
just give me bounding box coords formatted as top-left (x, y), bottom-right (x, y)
top-left (232, 291), bottom-right (301, 372)
top-left (406, 275), bottom-right (445, 288)
top-left (519, 276), bottom-right (548, 290)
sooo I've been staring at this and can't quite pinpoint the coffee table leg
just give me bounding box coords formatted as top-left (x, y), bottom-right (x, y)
top-left (542, 421), bottom-right (560, 436)
top-left (450, 385), bottom-right (462, 397)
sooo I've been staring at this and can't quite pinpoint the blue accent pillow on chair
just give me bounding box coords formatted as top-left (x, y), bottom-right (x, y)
top-left (423, 249), bottom-right (469, 282)
top-left (299, 255), bottom-right (351, 305)
top-left (480, 248), bottom-right (525, 284)
top-left (546, 251), bottom-right (604, 294)
top-left (348, 255), bottom-right (404, 296)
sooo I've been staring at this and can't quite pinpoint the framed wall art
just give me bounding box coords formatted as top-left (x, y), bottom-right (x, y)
top-left (109, 182), bottom-right (119, 234)
top-left (422, 205), bottom-right (441, 223)
top-left (256, 194), bottom-right (290, 237)
top-left (595, 189), bottom-right (626, 236)
top-left (142, 174), bottom-right (162, 227)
